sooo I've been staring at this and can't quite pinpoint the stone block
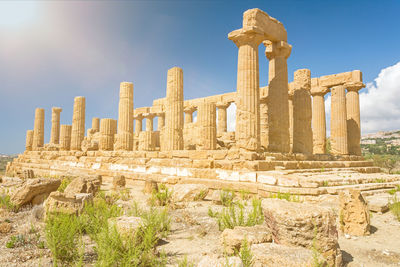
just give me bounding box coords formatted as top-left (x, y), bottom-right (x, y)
top-left (339, 189), bottom-right (370, 236)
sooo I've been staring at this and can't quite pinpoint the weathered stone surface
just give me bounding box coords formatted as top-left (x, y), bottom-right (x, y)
top-left (366, 194), bottom-right (390, 213)
top-left (346, 82), bottom-right (364, 156)
top-left (197, 102), bottom-right (217, 150)
top-left (64, 175), bottom-right (102, 195)
top-left (108, 216), bottom-right (143, 237)
top-left (172, 184), bottom-right (209, 202)
top-left (331, 85), bottom-right (348, 155)
top-left (144, 179), bottom-right (158, 194)
top-left (50, 107), bottom-right (62, 145)
top-left (99, 118), bottom-right (117, 151)
top-left (10, 178), bottom-right (61, 207)
top-left (0, 222), bottom-right (12, 234)
top-left (262, 198), bottom-right (340, 266)
top-left (70, 96), bottom-right (86, 151)
top-left (251, 243), bottom-right (326, 267)
top-left (32, 108), bottom-right (45, 150)
top-left (25, 130), bottom-right (34, 151)
top-left (60, 124), bottom-right (72, 150)
top-left (339, 189), bottom-right (370, 236)
top-left (44, 191), bottom-right (93, 216)
top-left (23, 169), bottom-right (35, 179)
top-left (112, 175), bottom-right (126, 189)
top-left (197, 255), bottom-right (243, 267)
top-left (220, 225), bottom-right (272, 255)
top-left (115, 82), bottom-right (134, 151)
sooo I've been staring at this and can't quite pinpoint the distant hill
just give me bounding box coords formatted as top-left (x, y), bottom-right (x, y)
top-left (361, 130), bottom-right (400, 155)
top-left (0, 154), bottom-right (17, 174)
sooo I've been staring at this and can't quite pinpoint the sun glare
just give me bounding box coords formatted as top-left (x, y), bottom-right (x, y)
top-left (0, 1), bottom-right (39, 28)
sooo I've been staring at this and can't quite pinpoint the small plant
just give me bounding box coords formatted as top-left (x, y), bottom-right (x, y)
top-left (57, 176), bottom-right (73, 192)
top-left (239, 237), bottom-right (254, 267)
top-left (177, 256), bottom-right (195, 267)
top-left (6, 234), bottom-right (26, 248)
top-left (373, 178), bottom-right (386, 183)
top-left (388, 185), bottom-right (400, 195)
top-left (322, 180), bottom-right (329, 187)
top-left (239, 189), bottom-right (251, 200)
top-left (119, 188), bottom-right (131, 201)
top-left (269, 191), bottom-right (300, 202)
top-left (194, 189), bottom-right (208, 201)
top-left (0, 194), bottom-right (17, 212)
top-left (390, 195), bottom-right (400, 222)
top-left (220, 189), bottom-right (235, 206)
top-left (320, 167), bottom-right (326, 173)
top-left (311, 224), bottom-right (326, 267)
top-left (150, 184), bottom-right (173, 206)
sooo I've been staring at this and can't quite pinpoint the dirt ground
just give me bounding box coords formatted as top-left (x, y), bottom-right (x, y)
top-left (0, 179), bottom-right (400, 266)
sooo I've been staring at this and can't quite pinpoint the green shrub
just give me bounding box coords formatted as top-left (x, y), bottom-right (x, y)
top-left (6, 234), bottom-right (26, 248)
top-left (269, 192), bottom-right (300, 202)
top-left (177, 256), bottom-right (195, 267)
top-left (45, 213), bottom-right (83, 266)
top-left (388, 185), bottom-right (400, 195)
top-left (390, 195), bottom-right (400, 222)
top-left (57, 177), bottom-right (73, 193)
top-left (239, 237), bottom-right (254, 267)
top-left (220, 189), bottom-right (235, 207)
top-left (0, 194), bottom-right (17, 212)
top-left (150, 184), bottom-right (173, 206)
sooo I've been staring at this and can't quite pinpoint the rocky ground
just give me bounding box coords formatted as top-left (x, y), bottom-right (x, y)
top-left (0, 176), bottom-right (400, 267)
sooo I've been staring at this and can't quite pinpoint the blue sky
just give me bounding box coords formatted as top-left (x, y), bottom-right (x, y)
top-left (0, 0), bottom-right (399, 154)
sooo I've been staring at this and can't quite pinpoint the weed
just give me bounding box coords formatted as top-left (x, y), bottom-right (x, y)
top-left (311, 223), bottom-right (326, 267)
top-left (239, 189), bottom-right (251, 200)
top-left (320, 167), bottom-right (326, 173)
top-left (322, 181), bottom-right (329, 187)
top-left (6, 234), bottom-right (26, 248)
top-left (45, 213), bottom-right (82, 266)
top-left (150, 184), bottom-right (173, 206)
top-left (388, 185), bottom-right (400, 195)
top-left (220, 189), bottom-right (235, 206)
top-left (239, 237), bottom-right (254, 267)
top-left (390, 195), bottom-right (400, 222)
top-left (0, 194), bottom-right (17, 212)
top-left (119, 188), bottom-right (131, 201)
top-left (269, 192), bottom-right (300, 202)
top-left (194, 189), bottom-right (208, 201)
top-left (373, 178), bottom-right (386, 183)
top-left (177, 256), bottom-right (195, 267)
top-left (57, 177), bottom-right (73, 192)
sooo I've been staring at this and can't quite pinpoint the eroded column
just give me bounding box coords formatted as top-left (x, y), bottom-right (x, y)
top-left (100, 118), bottom-right (117, 151)
top-left (331, 85), bottom-right (348, 155)
top-left (346, 82), bottom-right (364, 156)
top-left (197, 102), bottom-right (217, 150)
top-left (216, 102), bottom-right (229, 133)
top-left (32, 108), bottom-right (45, 150)
top-left (163, 67), bottom-right (184, 151)
top-left (228, 28), bottom-right (264, 151)
top-left (92, 117), bottom-right (100, 132)
top-left (25, 130), bottom-right (34, 151)
top-left (50, 107), bottom-right (62, 145)
top-left (311, 85), bottom-right (329, 154)
top-left (264, 40), bottom-right (292, 153)
top-left (60, 125), bottom-right (72, 150)
top-left (115, 82), bottom-right (134, 151)
top-left (184, 106), bottom-right (196, 124)
top-left (70, 96), bottom-right (86, 150)
top-left (145, 114), bottom-right (155, 132)
top-left (292, 69), bottom-right (313, 154)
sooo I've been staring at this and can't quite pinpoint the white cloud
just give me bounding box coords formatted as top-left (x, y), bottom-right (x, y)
top-left (227, 103), bottom-right (236, 132)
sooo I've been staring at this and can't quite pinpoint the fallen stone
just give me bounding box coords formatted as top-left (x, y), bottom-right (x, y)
top-left (220, 225), bottom-right (272, 255)
top-left (44, 191), bottom-right (93, 217)
top-left (251, 243), bottom-right (326, 267)
top-left (108, 216), bottom-right (143, 237)
top-left (197, 255), bottom-right (243, 267)
top-left (262, 198), bottom-right (341, 266)
top-left (172, 184), bottom-right (209, 202)
top-left (23, 169), bottom-right (35, 179)
top-left (64, 175), bottom-right (102, 195)
top-left (10, 178), bottom-right (61, 207)
top-left (112, 175), bottom-right (126, 189)
top-left (339, 189), bottom-right (370, 236)
top-left (366, 195), bottom-right (390, 213)
top-left (143, 178), bottom-right (158, 194)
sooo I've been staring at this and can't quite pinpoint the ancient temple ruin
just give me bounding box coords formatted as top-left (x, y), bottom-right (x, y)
top-left (7, 8), bottom-right (400, 196)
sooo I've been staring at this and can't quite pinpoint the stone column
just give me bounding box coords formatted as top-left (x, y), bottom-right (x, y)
top-left (60, 125), bottom-right (72, 150)
top-left (115, 82), bottom-right (134, 151)
top-left (311, 86), bottom-right (329, 154)
top-left (92, 117), bottom-right (100, 132)
top-left (346, 82), bottom-right (364, 156)
top-left (134, 114), bottom-right (143, 134)
top-left (25, 130), bottom-right (34, 151)
top-left (264, 40), bottom-right (292, 153)
top-left (288, 84), bottom-right (294, 152)
top-left (331, 85), bottom-right (349, 155)
top-left (260, 96), bottom-right (269, 149)
top-left (216, 102), bottom-right (229, 133)
top-left (228, 28), bottom-right (265, 151)
top-left (32, 108), bottom-right (45, 150)
top-left (100, 118), bottom-right (117, 151)
top-left (292, 69), bottom-right (313, 154)
top-left (50, 107), bottom-right (62, 145)
top-left (197, 102), bottom-right (217, 150)
top-left (184, 106), bottom-right (196, 124)
top-left (145, 114), bottom-right (155, 132)
top-left (139, 131), bottom-right (156, 151)
top-left (157, 113), bottom-right (165, 130)
top-left (70, 96), bottom-right (86, 150)
top-left (163, 67), bottom-right (184, 151)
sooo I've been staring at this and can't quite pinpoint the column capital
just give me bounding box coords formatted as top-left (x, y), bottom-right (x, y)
top-left (228, 27), bottom-right (265, 47)
top-left (52, 107), bottom-right (62, 113)
top-left (216, 102), bottom-right (230, 109)
top-left (264, 40), bottom-right (292, 60)
top-left (156, 112), bottom-right (165, 117)
top-left (143, 113), bottom-right (156, 120)
top-left (311, 86), bottom-right (330, 97)
top-left (346, 82), bottom-right (365, 92)
top-left (183, 106), bottom-right (196, 114)
top-left (134, 114), bottom-right (143, 120)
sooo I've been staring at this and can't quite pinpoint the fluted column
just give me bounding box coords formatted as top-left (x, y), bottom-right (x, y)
top-left (197, 102), bottom-right (217, 150)
top-left (228, 28), bottom-right (265, 151)
top-left (32, 108), bottom-right (45, 150)
top-left (311, 85), bottom-right (329, 154)
top-left (184, 106), bottom-right (196, 124)
top-left (331, 85), bottom-right (348, 155)
top-left (50, 107), bottom-right (62, 144)
top-left (292, 69), bottom-right (313, 154)
top-left (70, 96), bottom-right (86, 150)
top-left (288, 84), bottom-right (294, 152)
top-left (25, 130), bottom-right (34, 151)
top-left (100, 118), bottom-right (117, 151)
top-left (115, 82), bottom-right (134, 151)
top-left (163, 67), bottom-right (184, 151)
top-left (92, 117), bottom-right (100, 132)
top-left (216, 102), bottom-right (229, 133)
top-left (157, 113), bottom-right (165, 130)
top-left (264, 40), bottom-right (292, 153)
top-left (346, 82), bottom-right (364, 156)
top-left (134, 114), bottom-right (143, 134)
top-left (145, 114), bottom-right (155, 131)
top-left (139, 131), bottom-right (156, 151)
top-left (260, 96), bottom-right (269, 149)
top-left (60, 125), bottom-right (72, 151)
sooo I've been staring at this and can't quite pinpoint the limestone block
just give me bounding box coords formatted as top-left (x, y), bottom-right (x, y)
top-left (81, 137), bottom-right (99, 152)
top-left (115, 82), bottom-right (134, 151)
top-left (139, 131), bottom-right (156, 151)
top-left (112, 175), bottom-right (126, 189)
top-left (60, 125), bottom-right (72, 150)
top-left (144, 179), bottom-right (158, 194)
top-left (220, 225), bottom-right (272, 255)
top-left (50, 107), bottom-right (62, 145)
top-left (216, 102), bottom-right (229, 133)
top-left (196, 102), bottom-right (217, 150)
top-left (25, 130), bottom-right (34, 151)
top-left (11, 178), bottom-right (61, 207)
top-left (32, 108), bottom-right (45, 150)
top-left (91, 117), bottom-right (100, 132)
top-left (70, 96), bottom-right (86, 150)
top-left (23, 169), bottom-right (34, 179)
top-left (197, 256), bottom-right (242, 267)
top-left (172, 184), bottom-right (209, 202)
top-left (44, 191), bottom-right (93, 217)
top-left (64, 175), bottom-right (102, 195)
top-left (99, 118), bottom-right (117, 151)
top-left (339, 189), bottom-right (370, 236)
top-left (262, 198), bottom-right (340, 266)
top-left (319, 70), bottom-right (362, 88)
